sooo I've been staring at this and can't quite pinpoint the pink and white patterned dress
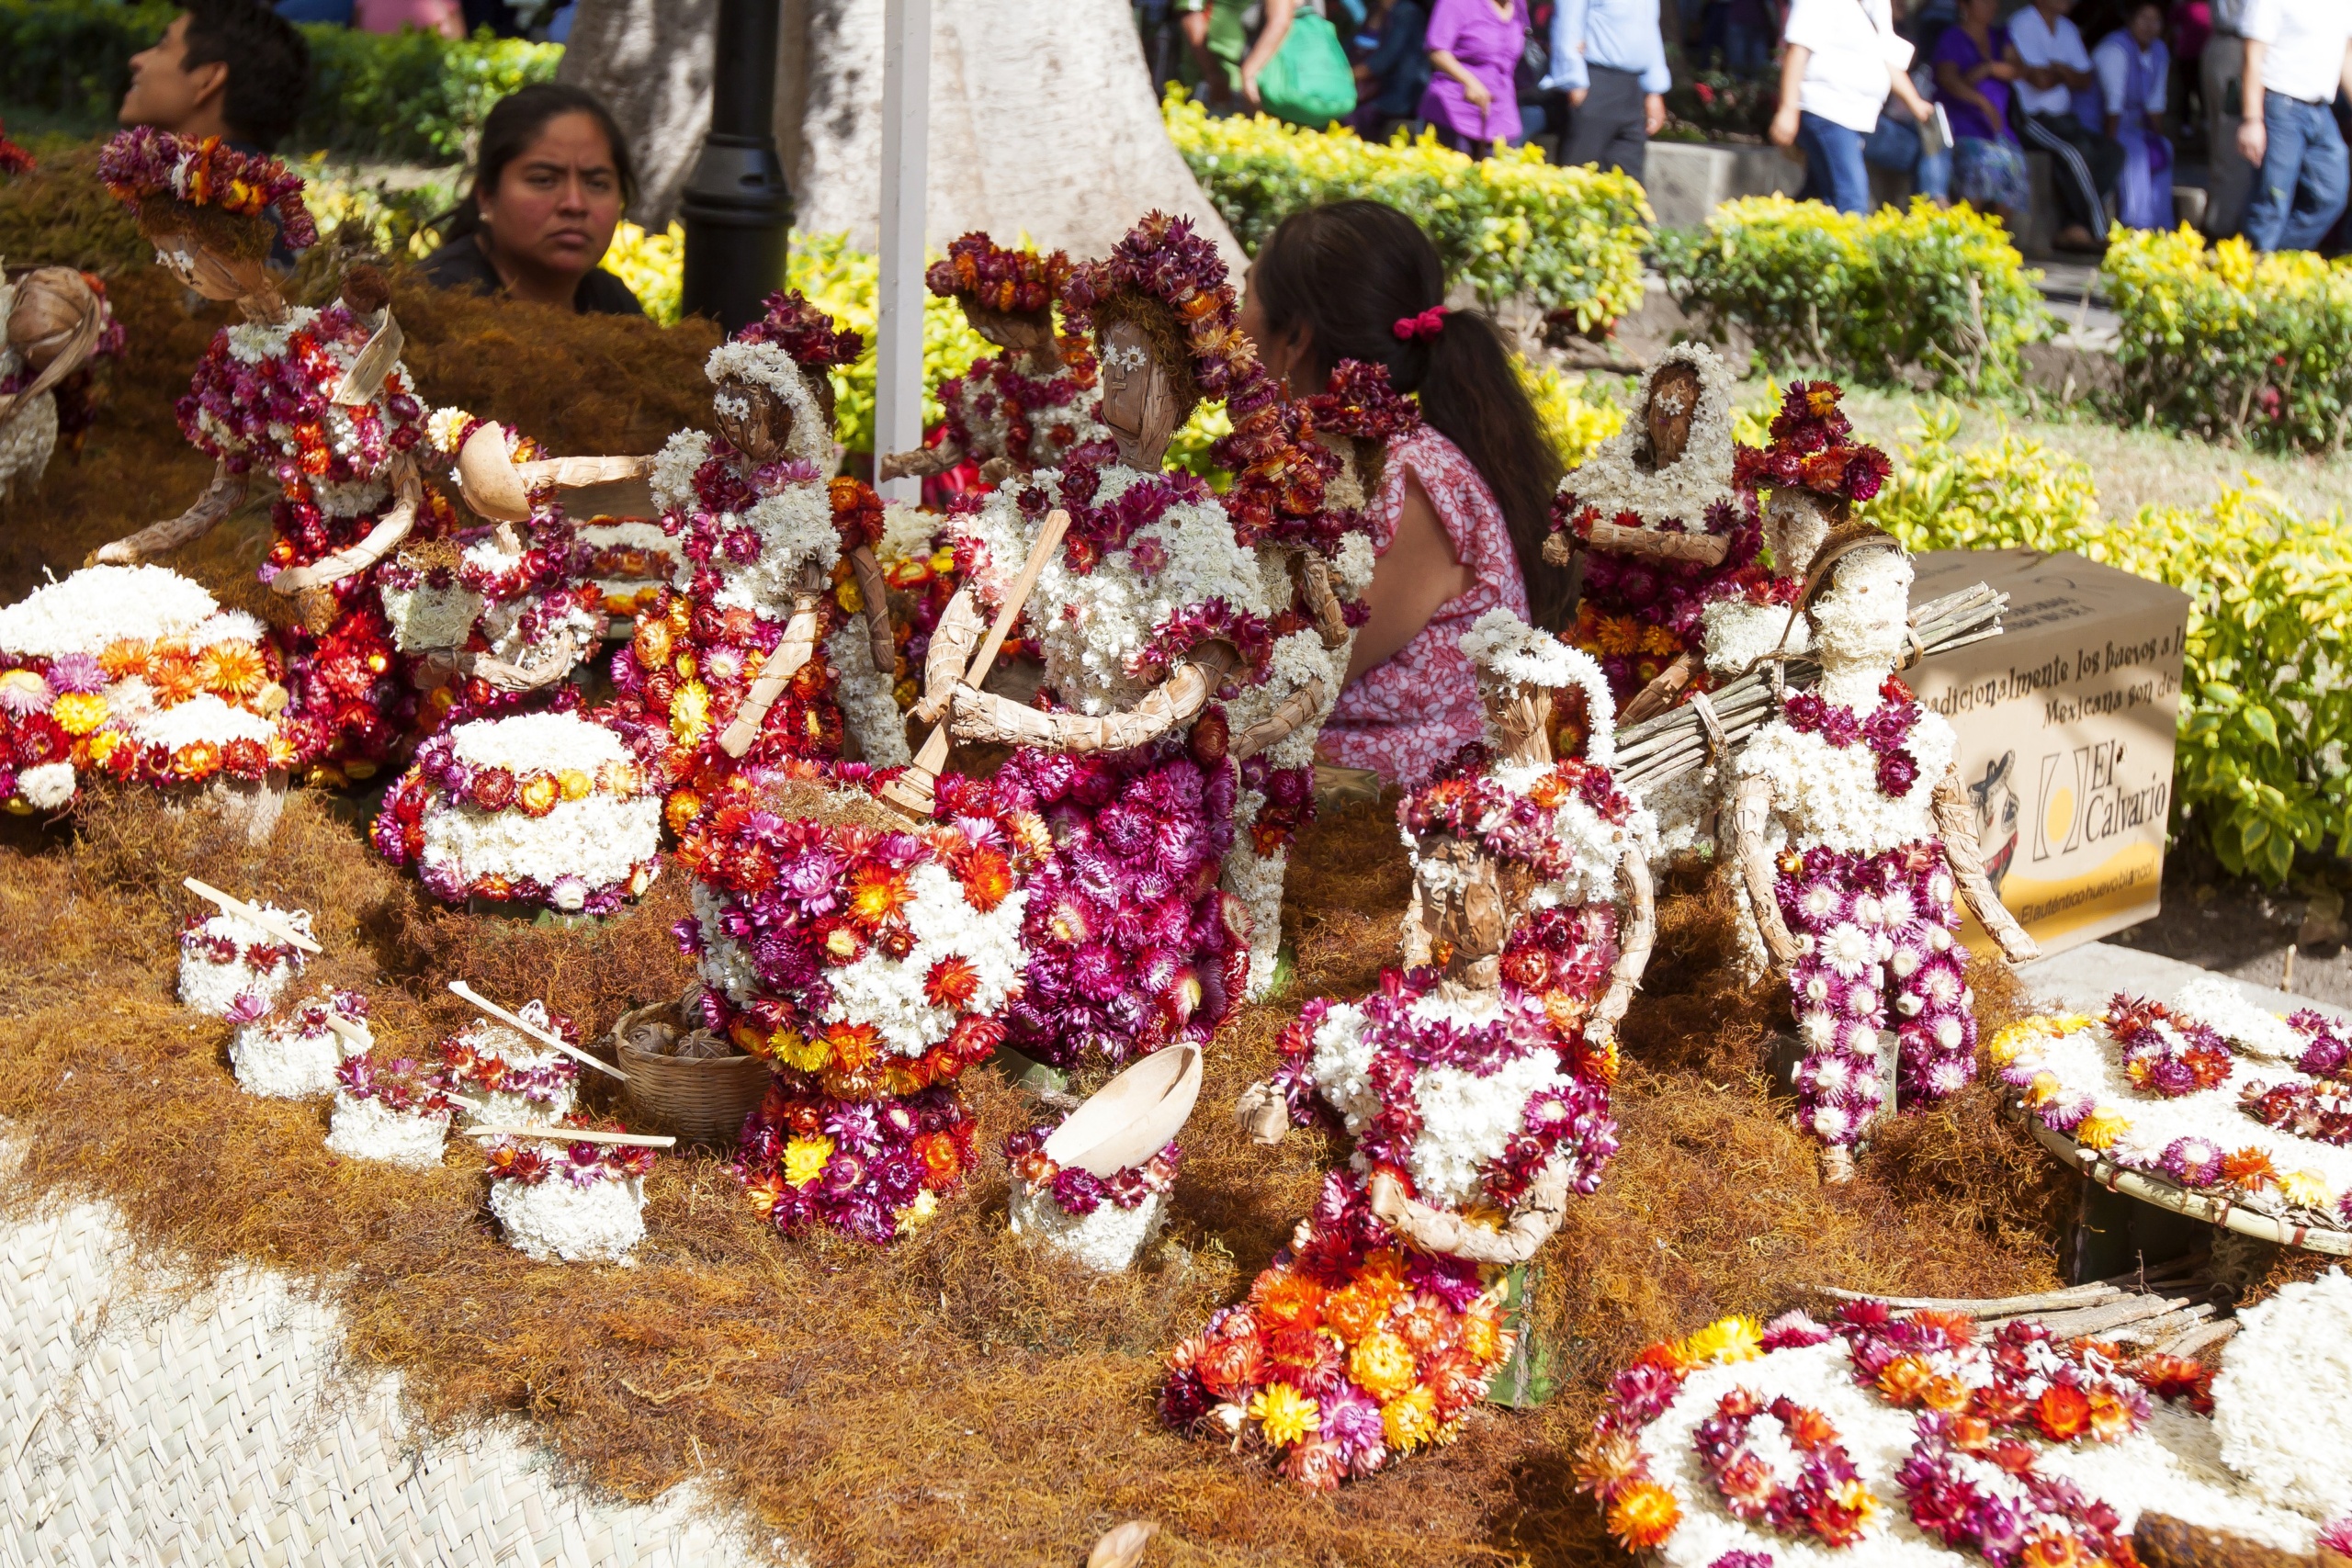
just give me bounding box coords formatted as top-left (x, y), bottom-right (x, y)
top-left (1319, 425), bottom-right (1530, 787)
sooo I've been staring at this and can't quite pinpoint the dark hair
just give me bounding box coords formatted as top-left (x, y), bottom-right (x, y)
top-left (436, 84), bottom-right (638, 241)
top-left (1248, 200), bottom-right (1571, 628)
top-left (179, 0), bottom-right (311, 152)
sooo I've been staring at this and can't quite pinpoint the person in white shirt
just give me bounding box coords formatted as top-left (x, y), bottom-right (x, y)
top-left (1768, 0), bottom-right (1951, 213)
top-left (2093, 0), bottom-right (2175, 230)
top-left (2010, 0), bottom-right (2123, 251)
top-left (2237, 0), bottom-right (2352, 251)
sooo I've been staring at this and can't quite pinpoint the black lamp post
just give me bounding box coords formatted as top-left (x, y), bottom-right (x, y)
top-left (679, 0), bottom-right (793, 333)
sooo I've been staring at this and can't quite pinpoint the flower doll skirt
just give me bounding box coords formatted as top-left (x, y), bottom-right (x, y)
top-left (1776, 840), bottom-right (1975, 1148)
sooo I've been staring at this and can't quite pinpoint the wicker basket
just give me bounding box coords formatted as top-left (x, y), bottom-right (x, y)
top-left (604, 997), bottom-right (773, 1146)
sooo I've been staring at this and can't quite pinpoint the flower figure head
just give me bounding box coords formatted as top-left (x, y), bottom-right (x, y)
top-left (1063, 210), bottom-right (1249, 426)
top-left (98, 127), bottom-right (316, 263)
top-left (925, 231), bottom-right (1074, 318)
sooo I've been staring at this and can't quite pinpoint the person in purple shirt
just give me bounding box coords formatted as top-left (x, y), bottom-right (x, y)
top-left (1933, 0), bottom-right (2031, 226)
top-left (1421, 0), bottom-right (1532, 152)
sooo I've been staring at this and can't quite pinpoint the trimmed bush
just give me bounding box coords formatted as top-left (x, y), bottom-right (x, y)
top-left (1656, 196), bottom-right (2047, 397)
top-left (1864, 406), bottom-right (2352, 884)
top-left (2101, 226), bottom-right (2352, 456)
top-left (0, 1), bottom-right (558, 164)
top-left (1163, 88), bottom-right (1651, 333)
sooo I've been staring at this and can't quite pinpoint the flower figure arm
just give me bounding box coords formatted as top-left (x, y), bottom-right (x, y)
top-left (876, 437), bottom-right (965, 482)
top-left (1367, 1160), bottom-right (1571, 1265)
top-left (848, 545), bottom-right (896, 678)
top-left (1620, 649), bottom-right (1701, 727)
top-left (270, 454), bottom-right (422, 593)
top-left (1593, 850), bottom-right (1657, 1042)
top-left (1233, 1080), bottom-right (1291, 1145)
top-left (1230, 674), bottom-right (1329, 760)
top-left (914, 584), bottom-right (988, 725)
top-left (90, 460), bottom-right (248, 564)
top-left (1292, 548), bottom-right (1351, 651)
top-left (1584, 518), bottom-right (1733, 566)
top-left (1730, 773), bottom-right (1803, 967)
top-left (717, 568), bottom-right (830, 759)
top-left (948, 642), bottom-right (1239, 753)
top-left (1931, 762), bottom-right (2041, 964)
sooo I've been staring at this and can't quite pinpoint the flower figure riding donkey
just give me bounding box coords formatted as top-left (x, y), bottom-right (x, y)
top-left (1164, 613), bottom-right (1657, 1488)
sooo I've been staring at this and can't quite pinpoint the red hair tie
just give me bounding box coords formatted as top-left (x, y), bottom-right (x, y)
top-left (1391, 306), bottom-right (1450, 341)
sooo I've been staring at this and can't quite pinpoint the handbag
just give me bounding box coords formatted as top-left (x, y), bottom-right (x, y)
top-left (1256, 11), bottom-right (1360, 127)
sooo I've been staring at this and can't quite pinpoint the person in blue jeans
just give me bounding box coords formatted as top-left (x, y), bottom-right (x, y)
top-left (2234, 0), bottom-right (2352, 251)
top-left (1770, 0), bottom-right (1950, 212)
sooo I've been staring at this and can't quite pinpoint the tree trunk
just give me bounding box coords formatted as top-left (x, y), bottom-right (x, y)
top-left (564, 0), bottom-right (1239, 265)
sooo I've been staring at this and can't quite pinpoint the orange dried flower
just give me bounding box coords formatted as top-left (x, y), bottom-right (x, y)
top-left (2032, 1384), bottom-right (2092, 1442)
top-left (1606, 1481), bottom-right (1681, 1551)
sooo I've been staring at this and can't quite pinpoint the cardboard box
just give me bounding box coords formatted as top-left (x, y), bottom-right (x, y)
top-left (1906, 548), bottom-right (2190, 958)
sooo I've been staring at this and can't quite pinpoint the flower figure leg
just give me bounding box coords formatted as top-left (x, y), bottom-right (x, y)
top-left (1780, 854), bottom-right (1889, 1152)
top-left (1892, 857), bottom-right (1975, 1104)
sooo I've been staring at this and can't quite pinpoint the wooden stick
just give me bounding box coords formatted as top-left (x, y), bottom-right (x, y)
top-left (447, 979), bottom-right (626, 1080)
top-left (882, 509), bottom-right (1069, 816)
top-left (1810, 1282), bottom-right (2123, 1314)
top-left (182, 877), bottom-right (322, 953)
top-left (465, 1124), bottom-right (675, 1148)
top-left (322, 1013), bottom-right (371, 1048)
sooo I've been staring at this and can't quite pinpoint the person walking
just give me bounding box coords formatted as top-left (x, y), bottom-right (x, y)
top-left (2011, 0), bottom-right (2124, 251)
top-left (1769, 0), bottom-right (1951, 213)
top-left (2236, 0), bottom-right (2352, 251)
top-left (1541, 0), bottom-right (1671, 177)
top-left (1421, 0), bottom-right (1532, 152)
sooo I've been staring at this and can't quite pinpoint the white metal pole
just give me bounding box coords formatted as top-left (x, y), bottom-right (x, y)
top-left (876, 0), bottom-right (931, 504)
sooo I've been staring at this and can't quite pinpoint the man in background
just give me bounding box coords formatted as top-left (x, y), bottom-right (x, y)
top-left (1543, 0), bottom-right (1671, 177)
top-left (2235, 0), bottom-right (2352, 251)
top-left (2010, 0), bottom-right (2123, 252)
top-left (119, 0), bottom-right (311, 153)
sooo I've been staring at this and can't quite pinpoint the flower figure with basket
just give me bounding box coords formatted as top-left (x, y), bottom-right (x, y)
top-left (1725, 523), bottom-right (2038, 1180)
top-left (878, 232), bottom-right (1105, 489)
top-left (93, 130), bottom-right (455, 784)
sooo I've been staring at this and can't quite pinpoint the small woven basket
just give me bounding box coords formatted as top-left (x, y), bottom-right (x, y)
top-left (605, 997), bottom-right (773, 1146)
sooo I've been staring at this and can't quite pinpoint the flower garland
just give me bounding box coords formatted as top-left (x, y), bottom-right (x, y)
top-left (1003, 1125), bottom-right (1181, 1216)
top-left (990, 739), bottom-right (1248, 1072)
top-left (1693, 1387), bottom-right (1879, 1546)
top-left (2106, 992), bottom-right (2236, 1098)
top-left (2291, 1008), bottom-right (2352, 1081)
top-left (575, 517), bottom-right (679, 620)
top-left (673, 773), bottom-right (1036, 1097)
top-left (1159, 1171), bottom-right (1512, 1489)
top-left (1398, 756), bottom-right (1642, 898)
top-left (97, 128), bottom-right (318, 254)
top-left (1895, 1413), bottom-right (2134, 1567)
top-left (1781, 674), bottom-right (1924, 799)
top-left (1270, 971), bottom-right (1618, 1212)
top-left (324, 1048), bottom-right (454, 1168)
top-left (1833, 1300), bottom-right (2157, 1442)
top-left (333, 1050), bottom-right (450, 1116)
top-left (1733, 381), bottom-right (1892, 506)
top-left (934, 350), bottom-right (1105, 474)
top-left (372, 711), bottom-right (662, 914)
top-left (735, 1077), bottom-right (977, 1245)
top-left (1993, 987), bottom-right (2352, 1229)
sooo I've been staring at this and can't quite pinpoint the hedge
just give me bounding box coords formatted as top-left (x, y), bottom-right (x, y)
top-left (1656, 196), bottom-right (2047, 398)
top-left (1162, 89), bottom-right (1651, 334)
top-left (0, 0), bottom-right (559, 164)
top-left (1863, 406), bottom-right (2352, 885)
top-left (2101, 226), bottom-right (2352, 456)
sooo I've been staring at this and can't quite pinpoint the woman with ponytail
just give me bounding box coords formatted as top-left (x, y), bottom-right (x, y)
top-left (1237, 198), bottom-right (1567, 787)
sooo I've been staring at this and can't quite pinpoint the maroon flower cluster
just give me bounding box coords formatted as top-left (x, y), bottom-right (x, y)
top-left (924, 232), bottom-right (1074, 314)
top-left (1003, 1124), bottom-right (1181, 1215)
top-left (0, 120), bottom-right (31, 177)
top-left (1304, 358), bottom-right (1422, 445)
top-left (485, 1131), bottom-right (655, 1187)
top-left (2107, 992), bottom-right (2234, 1098)
top-left (334, 1051), bottom-right (449, 1115)
top-left (1733, 380), bottom-right (1891, 503)
top-left (97, 127), bottom-right (318, 250)
top-left (1694, 1388), bottom-right (1874, 1547)
top-left (1896, 1413), bottom-right (2132, 1567)
top-left (1397, 757), bottom-right (1635, 884)
top-left (736, 289), bottom-right (864, 371)
top-left (1782, 673), bottom-right (1923, 797)
top-left (2239, 1077), bottom-right (2352, 1148)
top-left (2292, 1007), bottom-right (2352, 1080)
top-left (1062, 210), bottom-right (1251, 401)
top-left (935, 353), bottom-right (1099, 470)
top-left (736, 1077), bottom-right (978, 1246)
top-left (1213, 369), bottom-right (1346, 552)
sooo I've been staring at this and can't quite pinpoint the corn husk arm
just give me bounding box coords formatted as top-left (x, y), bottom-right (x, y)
top-left (1369, 1159), bottom-right (1570, 1266)
top-left (1581, 519), bottom-right (1732, 566)
top-left (876, 439), bottom-right (965, 482)
top-left (1731, 773), bottom-right (1802, 966)
top-left (92, 461), bottom-right (249, 564)
top-left (1294, 549), bottom-right (1350, 649)
top-left (847, 545), bottom-right (895, 678)
top-left (915, 585), bottom-right (988, 724)
top-left (1932, 762), bottom-right (2041, 964)
top-left (270, 455), bottom-right (421, 593)
top-left (1593, 850), bottom-right (1657, 1040)
top-left (1620, 649), bottom-right (1701, 727)
top-left (717, 573), bottom-right (827, 758)
top-left (1230, 675), bottom-right (1328, 760)
top-left (947, 645), bottom-right (1237, 754)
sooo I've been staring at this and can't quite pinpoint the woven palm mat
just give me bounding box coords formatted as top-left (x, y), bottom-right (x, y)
top-left (0, 1140), bottom-right (771, 1568)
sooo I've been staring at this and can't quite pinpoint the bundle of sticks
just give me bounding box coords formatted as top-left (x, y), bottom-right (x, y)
top-left (1611, 582), bottom-right (2008, 796)
top-left (1811, 1255), bottom-right (2237, 1359)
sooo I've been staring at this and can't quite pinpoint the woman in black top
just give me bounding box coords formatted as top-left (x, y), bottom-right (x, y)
top-left (420, 84), bottom-right (644, 316)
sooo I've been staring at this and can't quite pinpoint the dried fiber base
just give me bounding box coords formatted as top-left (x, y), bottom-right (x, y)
top-left (0, 1146), bottom-right (767, 1568)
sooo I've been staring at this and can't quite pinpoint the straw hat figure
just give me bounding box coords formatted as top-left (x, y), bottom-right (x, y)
top-left (877, 232), bottom-right (1106, 489)
top-left (90, 129), bottom-right (458, 785)
top-left (1174, 613), bottom-right (1653, 1488)
top-left (1724, 524), bottom-right (2039, 1182)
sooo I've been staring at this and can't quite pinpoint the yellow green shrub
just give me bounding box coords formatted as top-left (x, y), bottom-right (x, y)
top-left (1162, 89), bottom-right (1650, 334)
top-left (1864, 407), bottom-right (2352, 882)
top-left (1656, 197), bottom-right (2045, 397)
top-left (2101, 227), bottom-right (2352, 455)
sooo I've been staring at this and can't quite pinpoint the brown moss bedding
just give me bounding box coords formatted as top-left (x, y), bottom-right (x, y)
top-left (0, 145), bottom-right (2319, 1567)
